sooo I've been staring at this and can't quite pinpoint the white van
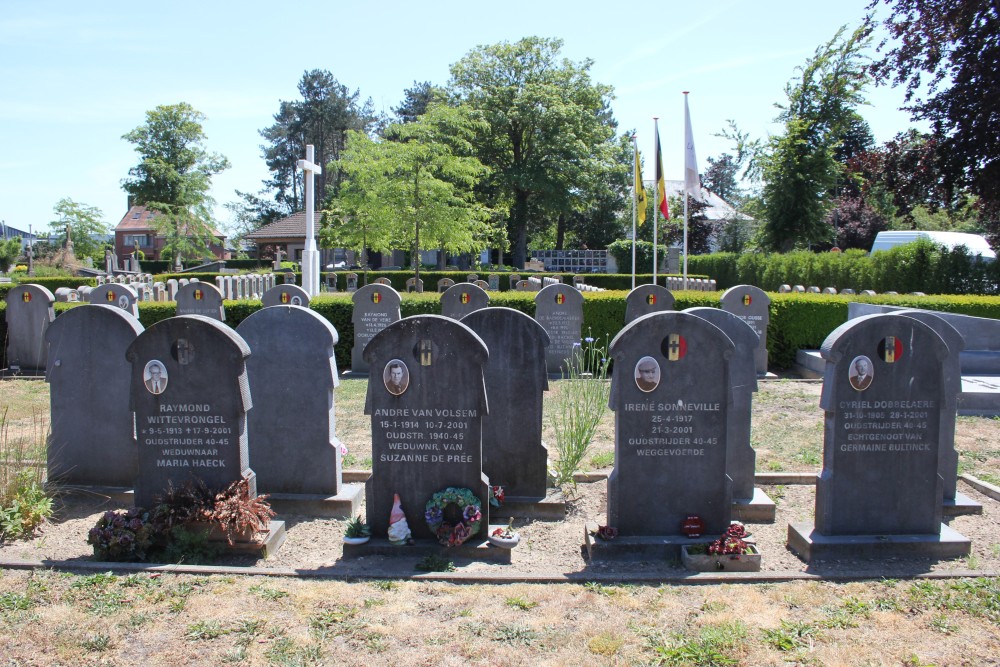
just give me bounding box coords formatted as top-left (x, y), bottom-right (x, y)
top-left (870, 231), bottom-right (996, 260)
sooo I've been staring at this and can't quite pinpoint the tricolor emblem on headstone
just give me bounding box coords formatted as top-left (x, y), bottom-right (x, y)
top-left (665, 333), bottom-right (687, 361)
top-left (372, 291), bottom-right (381, 304)
top-left (419, 339), bottom-right (433, 366)
top-left (878, 335), bottom-right (903, 363)
top-left (461, 292), bottom-right (470, 305)
top-left (647, 294), bottom-right (656, 305)
top-left (194, 289), bottom-right (203, 301)
top-left (281, 291), bottom-right (289, 304)
top-left (106, 291), bottom-right (115, 303)
top-left (556, 292), bottom-right (565, 305)
top-left (22, 292), bottom-right (31, 303)
top-left (743, 294), bottom-right (752, 306)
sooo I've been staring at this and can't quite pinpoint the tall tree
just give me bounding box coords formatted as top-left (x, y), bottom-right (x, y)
top-left (48, 198), bottom-right (110, 260)
top-left (260, 70), bottom-right (377, 212)
top-left (121, 103), bottom-right (230, 264)
top-left (448, 37), bottom-right (618, 267)
top-left (758, 27), bottom-right (870, 251)
top-left (325, 104), bottom-right (494, 281)
top-left (393, 81), bottom-right (439, 124)
top-left (868, 0), bottom-right (1000, 244)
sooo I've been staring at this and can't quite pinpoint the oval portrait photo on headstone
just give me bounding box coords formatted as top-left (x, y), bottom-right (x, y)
top-left (144, 360), bottom-right (168, 395)
top-left (634, 356), bottom-right (661, 392)
top-left (848, 354), bottom-right (873, 391)
top-left (383, 359), bottom-right (410, 396)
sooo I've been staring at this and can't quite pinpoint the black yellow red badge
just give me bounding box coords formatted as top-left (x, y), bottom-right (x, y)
top-left (665, 333), bottom-right (687, 361)
top-left (878, 335), bottom-right (903, 363)
top-left (743, 293), bottom-right (752, 306)
top-left (647, 294), bottom-right (656, 305)
top-left (372, 291), bottom-right (381, 304)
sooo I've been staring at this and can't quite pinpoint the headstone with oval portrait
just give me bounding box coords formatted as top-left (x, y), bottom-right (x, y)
top-left (126, 315), bottom-right (255, 510)
top-left (461, 307), bottom-right (550, 501)
top-left (261, 283), bottom-right (310, 308)
top-left (45, 304), bottom-right (143, 488)
top-left (362, 315), bottom-right (490, 541)
top-left (176, 282), bottom-right (225, 321)
top-left (787, 313), bottom-right (970, 560)
top-left (89, 283), bottom-right (140, 319)
top-left (4, 284), bottom-right (56, 375)
top-left (534, 283), bottom-right (584, 374)
top-left (440, 283), bottom-right (489, 320)
top-left (607, 311), bottom-right (734, 537)
top-left (351, 284), bottom-right (401, 373)
top-left (720, 285), bottom-right (771, 375)
top-left (624, 285), bottom-right (675, 324)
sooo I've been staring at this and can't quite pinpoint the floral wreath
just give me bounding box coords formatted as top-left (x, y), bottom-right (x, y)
top-left (424, 487), bottom-right (482, 547)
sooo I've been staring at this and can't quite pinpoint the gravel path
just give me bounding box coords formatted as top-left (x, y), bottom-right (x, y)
top-left (2, 478), bottom-right (998, 580)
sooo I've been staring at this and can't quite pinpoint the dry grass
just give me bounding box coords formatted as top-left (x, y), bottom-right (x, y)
top-left (1, 571), bottom-right (998, 665)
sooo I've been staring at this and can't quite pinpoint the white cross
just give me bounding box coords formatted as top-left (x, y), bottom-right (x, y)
top-left (297, 144), bottom-right (322, 296)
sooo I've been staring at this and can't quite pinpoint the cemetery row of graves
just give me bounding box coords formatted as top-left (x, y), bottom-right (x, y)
top-left (1, 272), bottom-right (996, 576)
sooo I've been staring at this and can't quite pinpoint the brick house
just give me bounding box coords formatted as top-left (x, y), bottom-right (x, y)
top-left (114, 205), bottom-right (228, 262)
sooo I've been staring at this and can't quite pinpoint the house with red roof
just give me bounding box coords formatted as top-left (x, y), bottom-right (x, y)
top-left (114, 205), bottom-right (228, 262)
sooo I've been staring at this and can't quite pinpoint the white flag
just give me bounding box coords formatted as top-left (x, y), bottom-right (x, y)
top-left (684, 93), bottom-right (699, 196)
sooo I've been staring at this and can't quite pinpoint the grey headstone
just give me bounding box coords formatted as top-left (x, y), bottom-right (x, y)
top-left (45, 305), bottom-right (143, 487)
top-left (534, 284), bottom-right (584, 374)
top-left (126, 315), bottom-right (255, 509)
top-left (896, 309), bottom-right (964, 504)
top-left (808, 286), bottom-right (821, 293)
top-left (283, 272), bottom-right (296, 285)
top-left (462, 308), bottom-right (550, 499)
top-left (237, 307), bottom-right (341, 495)
top-left (166, 279), bottom-right (179, 301)
top-left (840, 288), bottom-right (855, 295)
top-left (625, 285), bottom-right (675, 324)
top-left (466, 273), bottom-right (478, 284)
top-left (4, 284), bottom-right (55, 373)
top-left (473, 279), bottom-right (489, 291)
top-left (684, 307), bottom-right (759, 501)
top-left (175, 282), bottom-right (225, 321)
top-left (437, 278), bottom-right (455, 293)
top-left (508, 274), bottom-right (521, 290)
top-left (351, 284), bottom-right (401, 373)
top-left (720, 285), bottom-right (771, 375)
top-left (515, 280), bottom-right (531, 291)
top-left (363, 315), bottom-right (490, 539)
top-left (373, 277), bottom-right (391, 286)
top-left (487, 274), bottom-right (500, 291)
top-left (405, 277), bottom-right (424, 293)
top-left (261, 284), bottom-right (310, 308)
top-left (778, 284), bottom-right (791, 293)
top-left (440, 283), bottom-right (489, 320)
top-left (814, 313), bottom-right (949, 535)
top-left (90, 283), bottom-right (140, 318)
top-left (823, 287), bottom-right (838, 295)
top-left (346, 273), bottom-right (358, 292)
top-left (54, 287), bottom-right (79, 303)
top-left (607, 311), bottom-right (735, 536)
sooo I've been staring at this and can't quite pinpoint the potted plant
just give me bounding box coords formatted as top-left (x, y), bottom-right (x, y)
top-left (681, 522), bottom-right (761, 572)
top-left (488, 518), bottom-right (520, 549)
top-left (343, 515), bottom-right (371, 545)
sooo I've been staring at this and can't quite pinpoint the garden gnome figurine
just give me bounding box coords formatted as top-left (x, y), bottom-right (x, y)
top-left (387, 493), bottom-right (413, 545)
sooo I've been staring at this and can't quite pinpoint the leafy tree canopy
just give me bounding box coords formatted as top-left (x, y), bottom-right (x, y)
top-left (48, 198), bottom-right (110, 260)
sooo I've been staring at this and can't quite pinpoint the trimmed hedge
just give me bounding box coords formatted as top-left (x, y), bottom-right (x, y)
top-left (687, 241), bottom-right (1000, 294)
top-left (5, 289), bottom-right (1000, 373)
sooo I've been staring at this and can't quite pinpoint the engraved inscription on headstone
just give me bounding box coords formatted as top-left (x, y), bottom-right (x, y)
top-left (351, 284), bottom-right (401, 373)
top-left (720, 285), bottom-right (771, 375)
top-left (607, 311), bottom-right (734, 536)
top-left (534, 284), bottom-right (584, 374)
top-left (363, 315), bottom-right (490, 539)
top-left (175, 282), bottom-right (226, 321)
top-left (126, 315), bottom-right (255, 509)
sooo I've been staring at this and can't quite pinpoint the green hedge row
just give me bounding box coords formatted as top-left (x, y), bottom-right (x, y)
top-left (687, 241), bottom-right (1000, 294)
top-left (5, 290), bottom-right (1000, 372)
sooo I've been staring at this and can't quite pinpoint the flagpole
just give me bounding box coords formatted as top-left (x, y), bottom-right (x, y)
top-left (682, 91), bottom-right (698, 291)
top-left (652, 118), bottom-right (659, 287)
top-left (631, 134), bottom-right (638, 290)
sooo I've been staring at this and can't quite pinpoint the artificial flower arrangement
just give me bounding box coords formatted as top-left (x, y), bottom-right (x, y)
top-left (424, 487), bottom-right (482, 547)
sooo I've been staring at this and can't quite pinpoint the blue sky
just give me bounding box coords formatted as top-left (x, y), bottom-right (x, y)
top-left (1, 0), bottom-right (923, 238)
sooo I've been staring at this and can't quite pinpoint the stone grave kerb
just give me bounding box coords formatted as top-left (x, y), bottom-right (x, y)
top-left (126, 315), bottom-right (254, 509)
top-left (624, 284), bottom-right (676, 324)
top-left (607, 310), bottom-right (736, 537)
top-left (45, 304), bottom-right (144, 488)
top-left (351, 283), bottom-right (402, 373)
top-left (816, 313), bottom-right (949, 535)
top-left (362, 314), bottom-right (490, 540)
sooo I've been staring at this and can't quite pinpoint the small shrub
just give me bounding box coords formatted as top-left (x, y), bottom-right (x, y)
top-left (87, 508), bottom-right (156, 561)
top-left (415, 554), bottom-right (455, 572)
